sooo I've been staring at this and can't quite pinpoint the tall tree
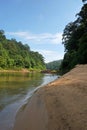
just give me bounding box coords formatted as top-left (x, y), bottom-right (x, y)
top-left (82, 0), bottom-right (87, 3)
top-left (60, 3), bottom-right (87, 74)
top-left (0, 30), bottom-right (46, 70)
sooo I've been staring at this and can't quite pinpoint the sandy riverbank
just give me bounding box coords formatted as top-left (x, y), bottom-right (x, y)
top-left (0, 69), bottom-right (30, 73)
top-left (13, 65), bottom-right (87, 130)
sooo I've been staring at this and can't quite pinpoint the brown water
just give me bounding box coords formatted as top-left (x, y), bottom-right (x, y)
top-left (0, 72), bottom-right (58, 130)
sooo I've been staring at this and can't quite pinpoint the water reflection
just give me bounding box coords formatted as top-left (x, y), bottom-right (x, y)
top-left (0, 72), bottom-right (58, 130)
top-left (0, 73), bottom-right (44, 111)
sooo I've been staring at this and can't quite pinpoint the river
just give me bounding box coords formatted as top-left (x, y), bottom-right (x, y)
top-left (0, 72), bottom-right (58, 130)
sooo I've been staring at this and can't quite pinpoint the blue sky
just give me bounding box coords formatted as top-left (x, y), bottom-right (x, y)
top-left (0, 0), bottom-right (82, 63)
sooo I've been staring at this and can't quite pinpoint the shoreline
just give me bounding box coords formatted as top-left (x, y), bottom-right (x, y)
top-left (0, 69), bottom-right (29, 73)
top-left (13, 65), bottom-right (87, 130)
top-left (0, 69), bottom-right (58, 74)
top-left (0, 69), bottom-right (41, 73)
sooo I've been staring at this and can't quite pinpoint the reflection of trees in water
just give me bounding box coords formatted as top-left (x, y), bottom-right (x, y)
top-left (0, 73), bottom-right (44, 111)
top-left (0, 72), bottom-right (44, 82)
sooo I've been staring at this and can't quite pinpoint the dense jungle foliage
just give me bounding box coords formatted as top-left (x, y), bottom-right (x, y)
top-left (46, 60), bottom-right (62, 71)
top-left (60, 1), bottom-right (87, 74)
top-left (0, 30), bottom-right (46, 70)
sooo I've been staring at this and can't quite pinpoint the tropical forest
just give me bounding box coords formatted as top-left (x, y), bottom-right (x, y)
top-left (60, 0), bottom-right (87, 73)
top-left (0, 30), bottom-right (46, 70)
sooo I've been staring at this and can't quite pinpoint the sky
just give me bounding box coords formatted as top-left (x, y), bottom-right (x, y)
top-left (0, 0), bottom-right (82, 63)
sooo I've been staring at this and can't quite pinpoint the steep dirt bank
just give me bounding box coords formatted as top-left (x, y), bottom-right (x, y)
top-left (13, 65), bottom-right (87, 130)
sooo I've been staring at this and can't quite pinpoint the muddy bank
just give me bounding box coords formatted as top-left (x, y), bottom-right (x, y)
top-left (13, 65), bottom-right (87, 130)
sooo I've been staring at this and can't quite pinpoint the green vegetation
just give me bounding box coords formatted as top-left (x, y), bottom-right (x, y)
top-left (0, 30), bottom-right (46, 70)
top-left (60, 1), bottom-right (87, 74)
top-left (46, 60), bottom-right (62, 71)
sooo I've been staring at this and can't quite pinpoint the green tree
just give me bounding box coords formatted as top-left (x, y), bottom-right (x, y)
top-left (0, 30), bottom-right (46, 70)
top-left (60, 3), bottom-right (87, 74)
top-left (0, 30), bottom-right (6, 42)
top-left (77, 33), bottom-right (87, 64)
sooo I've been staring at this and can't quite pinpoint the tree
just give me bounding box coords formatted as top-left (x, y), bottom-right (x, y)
top-left (77, 33), bottom-right (87, 64)
top-left (0, 30), bottom-right (6, 42)
top-left (62, 22), bottom-right (79, 52)
top-left (60, 3), bottom-right (87, 74)
top-left (0, 30), bottom-right (46, 70)
top-left (82, 0), bottom-right (87, 3)
top-left (46, 60), bottom-right (62, 71)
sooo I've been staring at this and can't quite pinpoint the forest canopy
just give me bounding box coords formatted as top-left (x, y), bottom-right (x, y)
top-left (46, 60), bottom-right (62, 71)
top-left (60, 2), bottom-right (87, 74)
top-left (0, 30), bottom-right (46, 70)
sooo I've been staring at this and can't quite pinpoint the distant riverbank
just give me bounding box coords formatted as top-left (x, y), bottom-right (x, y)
top-left (0, 69), bottom-right (59, 74)
top-left (13, 64), bottom-right (87, 130)
top-left (0, 68), bottom-right (41, 73)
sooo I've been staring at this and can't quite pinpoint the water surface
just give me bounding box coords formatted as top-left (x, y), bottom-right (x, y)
top-left (0, 72), bottom-right (58, 130)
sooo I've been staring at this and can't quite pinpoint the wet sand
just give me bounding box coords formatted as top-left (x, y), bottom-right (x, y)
top-left (13, 65), bottom-right (87, 130)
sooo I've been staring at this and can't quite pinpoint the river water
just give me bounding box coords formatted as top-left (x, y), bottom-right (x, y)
top-left (0, 72), bottom-right (58, 130)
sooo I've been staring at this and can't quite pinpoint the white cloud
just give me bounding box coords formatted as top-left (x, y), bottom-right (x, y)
top-left (33, 49), bottom-right (64, 63)
top-left (7, 31), bottom-right (62, 44)
top-left (6, 31), bottom-right (64, 62)
top-left (51, 33), bottom-right (62, 44)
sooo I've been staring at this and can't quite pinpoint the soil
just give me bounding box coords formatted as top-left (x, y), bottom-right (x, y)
top-left (13, 64), bottom-right (87, 130)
